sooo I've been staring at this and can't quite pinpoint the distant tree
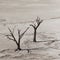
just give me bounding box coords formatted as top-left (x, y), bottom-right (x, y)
top-left (1, 27), bottom-right (29, 51)
top-left (30, 17), bottom-right (43, 42)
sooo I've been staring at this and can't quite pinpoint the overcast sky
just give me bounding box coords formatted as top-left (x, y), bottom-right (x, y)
top-left (0, 0), bottom-right (60, 22)
top-left (0, 0), bottom-right (60, 34)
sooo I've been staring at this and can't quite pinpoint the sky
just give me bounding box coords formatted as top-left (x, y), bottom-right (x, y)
top-left (0, 0), bottom-right (60, 34)
top-left (0, 0), bottom-right (60, 22)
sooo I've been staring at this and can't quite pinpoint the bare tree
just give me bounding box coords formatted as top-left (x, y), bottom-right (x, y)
top-left (30, 17), bottom-right (43, 42)
top-left (1, 27), bottom-right (29, 51)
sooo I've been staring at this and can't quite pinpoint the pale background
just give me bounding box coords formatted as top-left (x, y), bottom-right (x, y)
top-left (0, 0), bottom-right (60, 32)
top-left (0, 0), bottom-right (60, 60)
top-left (0, 0), bottom-right (60, 58)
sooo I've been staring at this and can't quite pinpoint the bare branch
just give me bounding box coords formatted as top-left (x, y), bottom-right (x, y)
top-left (30, 17), bottom-right (43, 29)
top-left (8, 27), bottom-right (18, 44)
top-left (6, 36), bottom-right (14, 40)
top-left (30, 24), bottom-right (35, 28)
top-left (18, 29), bottom-right (20, 43)
top-left (36, 20), bottom-right (43, 29)
top-left (12, 25), bottom-right (16, 33)
top-left (36, 17), bottom-right (40, 24)
top-left (34, 24), bottom-right (37, 28)
top-left (0, 33), bottom-right (15, 41)
top-left (8, 27), bottom-right (13, 34)
top-left (0, 33), bottom-right (11, 37)
top-left (20, 27), bottom-right (29, 39)
top-left (18, 29), bottom-right (20, 37)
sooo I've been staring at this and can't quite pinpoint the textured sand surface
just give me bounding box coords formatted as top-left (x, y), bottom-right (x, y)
top-left (0, 0), bottom-right (60, 60)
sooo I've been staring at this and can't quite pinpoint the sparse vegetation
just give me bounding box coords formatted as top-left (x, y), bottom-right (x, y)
top-left (30, 17), bottom-right (43, 42)
top-left (0, 17), bottom-right (43, 52)
top-left (2, 27), bottom-right (29, 51)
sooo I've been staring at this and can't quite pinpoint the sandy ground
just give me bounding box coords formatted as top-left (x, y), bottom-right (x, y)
top-left (0, 0), bottom-right (60, 60)
top-left (0, 40), bottom-right (60, 60)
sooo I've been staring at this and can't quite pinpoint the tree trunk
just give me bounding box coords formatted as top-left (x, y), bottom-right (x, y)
top-left (15, 43), bottom-right (21, 51)
top-left (17, 43), bottom-right (21, 50)
top-left (33, 28), bottom-right (37, 42)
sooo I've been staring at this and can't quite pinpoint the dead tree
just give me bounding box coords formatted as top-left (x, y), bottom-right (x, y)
top-left (30, 17), bottom-right (43, 42)
top-left (2, 27), bottom-right (29, 51)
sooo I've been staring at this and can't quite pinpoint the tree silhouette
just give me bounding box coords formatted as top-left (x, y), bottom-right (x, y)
top-left (30, 17), bottom-right (43, 42)
top-left (2, 27), bottom-right (29, 51)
